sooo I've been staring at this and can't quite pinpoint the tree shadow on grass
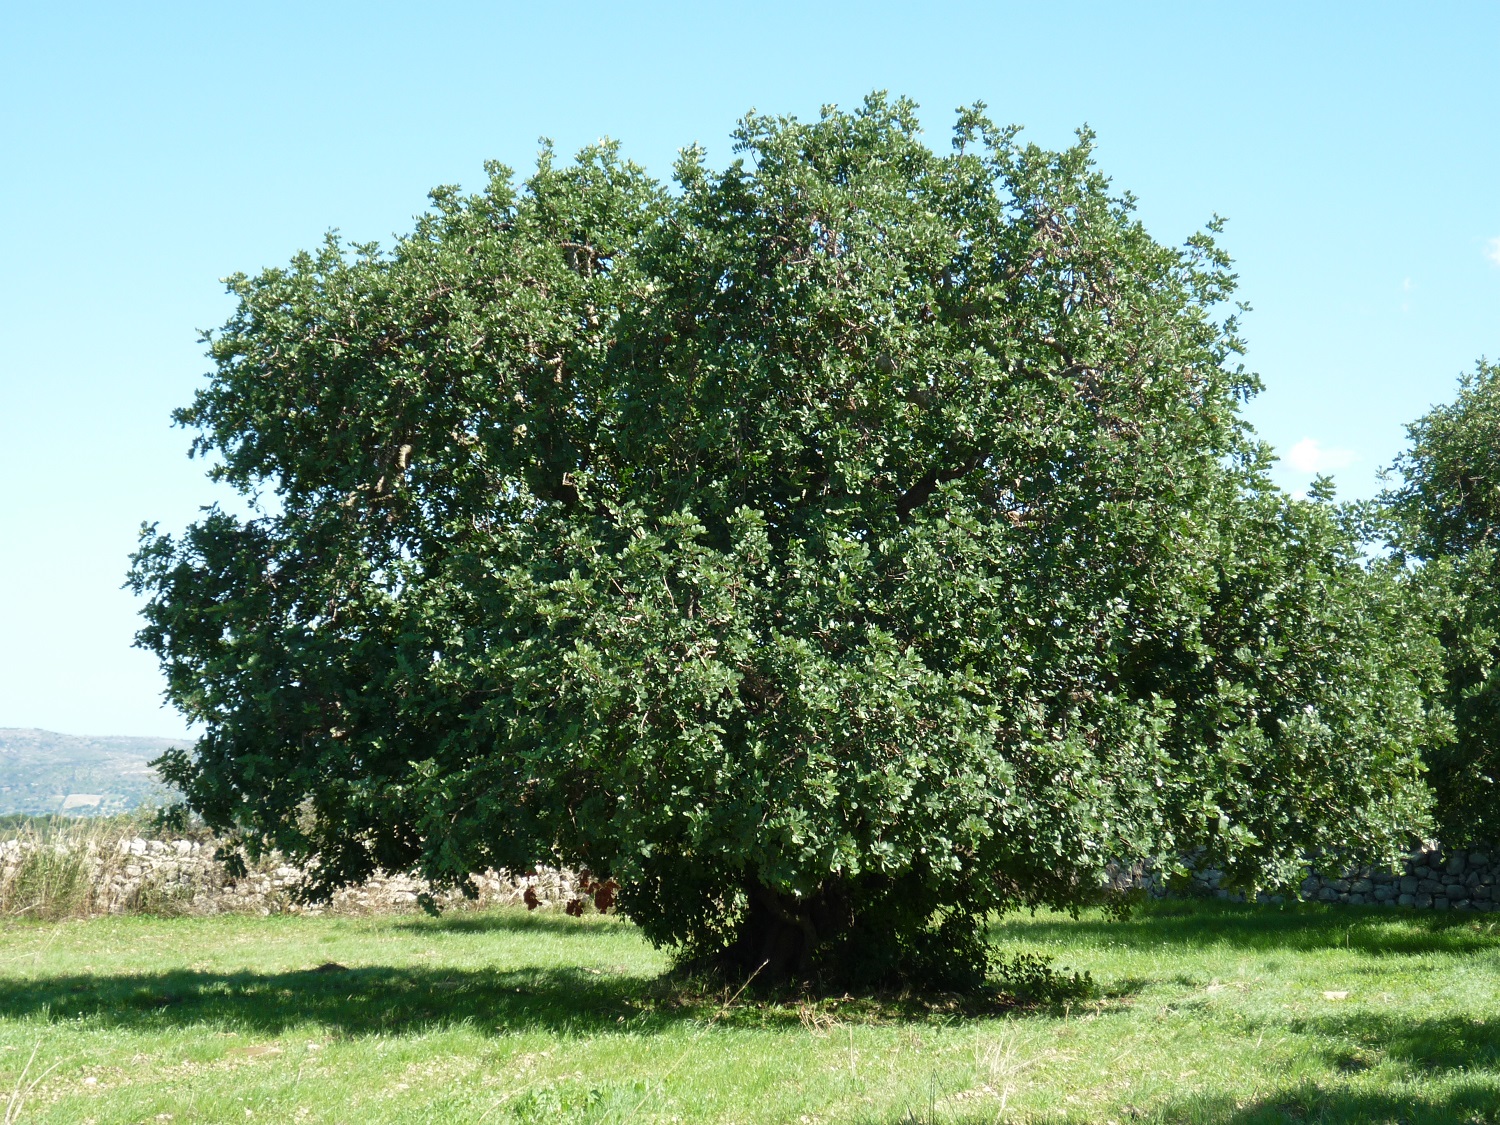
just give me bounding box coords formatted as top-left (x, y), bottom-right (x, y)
top-left (1150, 1080), bottom-right (1500, 1124)
top-left (864, 1062), bottom-right (1500, 1122)
top-left (906, 1092), bottom-right (1500, 1125)
top-left (1290, 1009), bottom-right (1500, 1075)
top-left (863, 1078), bottom-right (1500, 1123)
top-left (995, 899), bottom-right (1500, 958)
top-left (0, 962), bottom-right (1085, 1039)
top-left (0, 964), bottom-right (670, 1038)
top-left (1070, 1012), bottom-right (1500, 1123)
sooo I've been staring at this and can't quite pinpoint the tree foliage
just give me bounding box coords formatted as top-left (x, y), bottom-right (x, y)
top-left (131, 96), bottom-right (1437, 989)
top-left (1385, 360), bottom-right (1500, 844)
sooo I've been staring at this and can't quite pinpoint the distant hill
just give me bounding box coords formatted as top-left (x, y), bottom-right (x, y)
top-left (0, 728), bottom-right (186, 816)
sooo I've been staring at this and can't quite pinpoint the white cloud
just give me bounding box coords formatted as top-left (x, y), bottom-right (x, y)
top-left (1487, 237), bottom-right (1500, 267)
top-left (1285, 438), bottom-right (1357, 474)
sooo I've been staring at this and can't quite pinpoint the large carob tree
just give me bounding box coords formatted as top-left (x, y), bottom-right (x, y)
top-left (132, 96), bottom-right (1437, 989)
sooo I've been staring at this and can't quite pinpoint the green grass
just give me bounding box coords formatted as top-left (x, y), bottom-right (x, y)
top-left (1, 901), bottom-right (1498, 1123)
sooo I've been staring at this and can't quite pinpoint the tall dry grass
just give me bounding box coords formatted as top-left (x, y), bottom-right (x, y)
top-left (0, 817), bottom-right (133, 921)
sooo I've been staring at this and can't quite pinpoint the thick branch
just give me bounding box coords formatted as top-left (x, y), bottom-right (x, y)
top-left (895, 451), bottom-right (985, 522)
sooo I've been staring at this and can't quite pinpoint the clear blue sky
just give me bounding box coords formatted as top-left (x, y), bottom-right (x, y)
top-left (2, 3), bottom-right (1497, 739)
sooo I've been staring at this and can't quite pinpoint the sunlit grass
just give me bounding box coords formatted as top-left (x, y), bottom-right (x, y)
top-left (0, 900), bottom-right (1497, 1122)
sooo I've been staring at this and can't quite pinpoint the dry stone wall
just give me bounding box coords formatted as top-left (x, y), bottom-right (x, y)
top-left (0, 835), bottom-right (580, 918)
top-left (1296, 842), bottom-right (1495, 911)
top-left (1127, 841), bottom-right (1500, 912)
top-left (8, 832), bottom-right (1494, 919)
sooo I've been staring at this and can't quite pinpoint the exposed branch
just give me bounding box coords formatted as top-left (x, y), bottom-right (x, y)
top-left (895, 451), bottom-right (985, 522)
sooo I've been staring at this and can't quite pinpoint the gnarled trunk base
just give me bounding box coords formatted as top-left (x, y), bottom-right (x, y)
top-left (720, 880), bottom-right (858, 983)
top-left (708, 874), bottom-right (991, 993)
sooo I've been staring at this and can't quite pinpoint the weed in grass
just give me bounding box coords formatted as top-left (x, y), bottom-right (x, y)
top-left (2, 1038), bottom-right (63, 1124)
top-left (990, 951), bottom-right (1095, 1004)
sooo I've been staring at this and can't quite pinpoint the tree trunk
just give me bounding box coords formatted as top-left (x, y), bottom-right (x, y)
top-left (722, 880), bottom-right (856, 983)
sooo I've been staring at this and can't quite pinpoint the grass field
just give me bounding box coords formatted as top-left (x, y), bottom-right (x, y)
top-left (0, 901), bottom-right (1497, 1123)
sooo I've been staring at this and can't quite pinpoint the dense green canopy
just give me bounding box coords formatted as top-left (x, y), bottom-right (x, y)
top-left (132, 96), bottom-right (1438, 988)
top-left (1385, 359), bottom-right (1500, 845)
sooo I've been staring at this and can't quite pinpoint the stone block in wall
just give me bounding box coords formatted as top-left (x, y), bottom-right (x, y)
top-left (1416, 893), bottom-right (1434, 908)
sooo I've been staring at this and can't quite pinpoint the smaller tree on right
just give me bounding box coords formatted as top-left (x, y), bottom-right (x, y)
top-left (1385, 359), bottom-right (1500, 844)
